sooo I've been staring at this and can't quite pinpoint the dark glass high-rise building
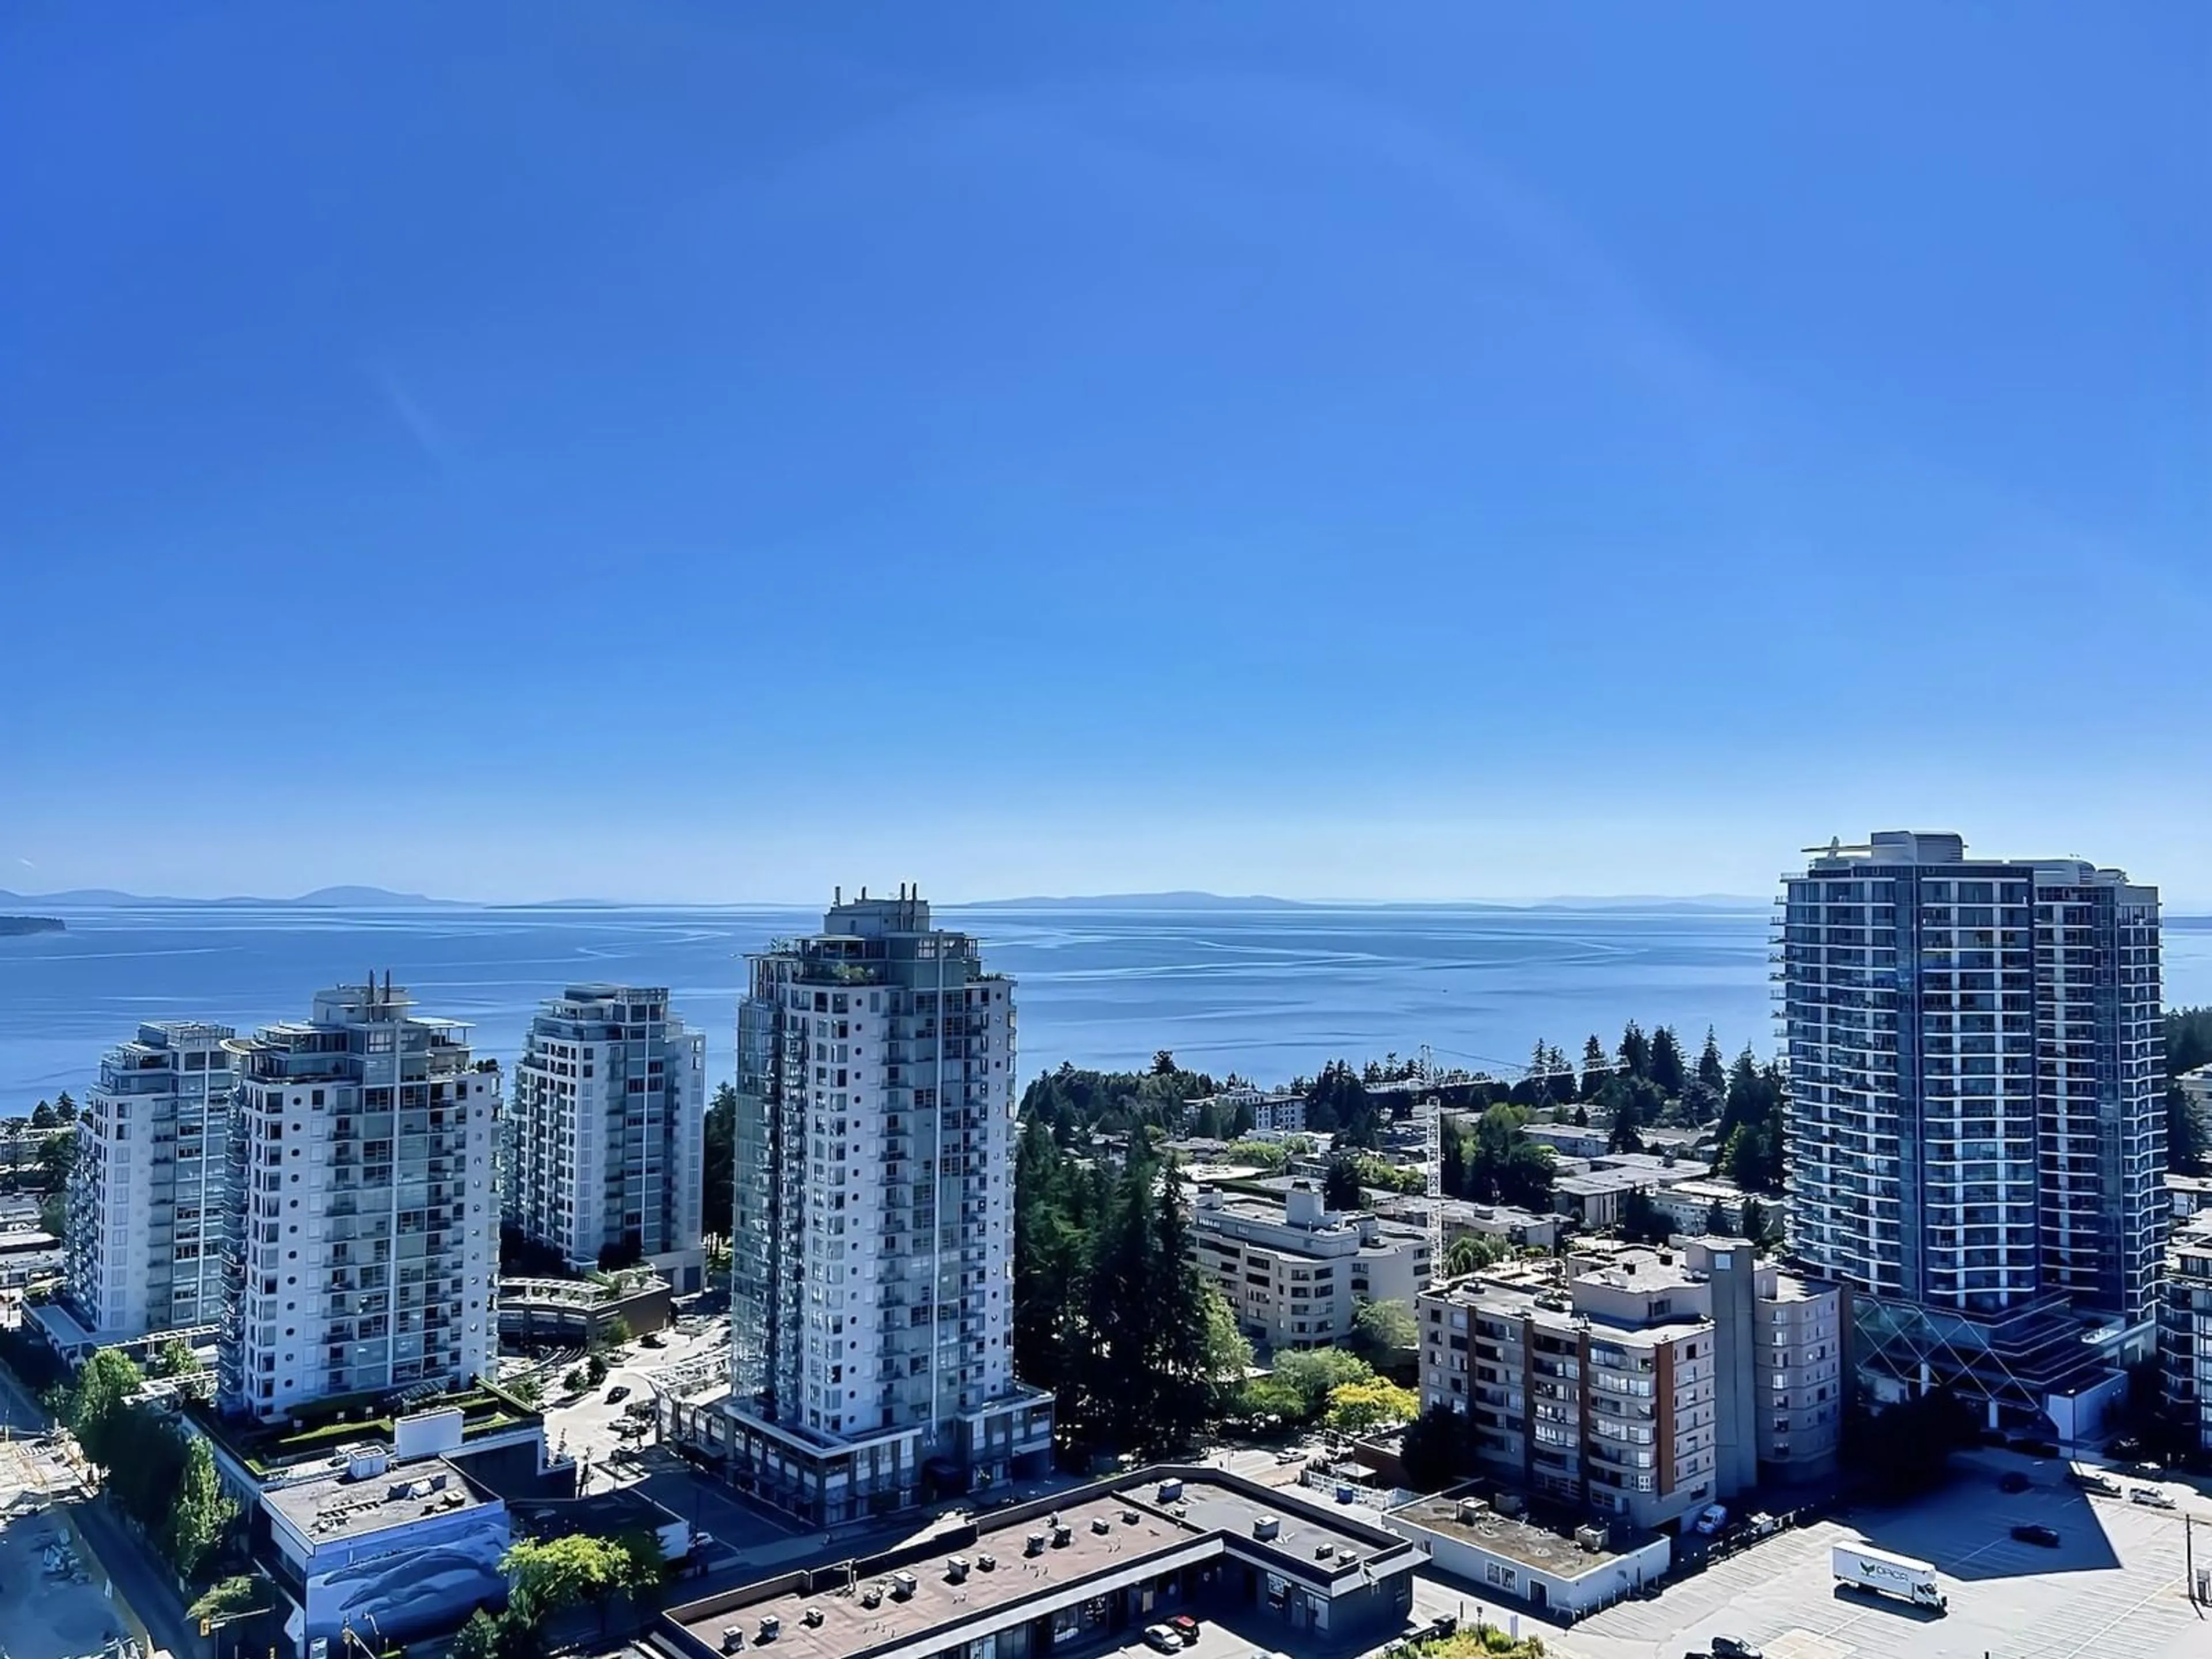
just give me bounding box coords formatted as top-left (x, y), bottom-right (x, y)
top-left (1779, 831), bottom-right (2163, 1419)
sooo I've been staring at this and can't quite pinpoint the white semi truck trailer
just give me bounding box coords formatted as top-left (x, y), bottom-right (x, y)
top-left (1832, 1543), bottom-right (1947, 1611)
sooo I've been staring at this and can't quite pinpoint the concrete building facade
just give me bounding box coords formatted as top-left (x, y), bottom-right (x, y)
top-left (504, 984), bottom-right (705, 1286)
top-left (1190, 1181), bottom-right (1431, 1353)
top-left (721, 890), bottom-right (1052, 1524)
top-left (1420, 1240), bottom-right (1843, 1524)
top-left (217, 981), bottom-right (501, 1421)
top-left (65, 1021), bottom-right (237, 1342)
top-left (1780, 831), bottom-right (2165, 1419)
top-left (2158, 1211), bottom-right (2212, 1457)
top-left (260, 1449), bottom-right (512, 1659)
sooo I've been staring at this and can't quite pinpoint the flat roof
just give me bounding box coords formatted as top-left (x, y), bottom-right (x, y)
top-left (263, 1457), bottom-right (493, 1544)
top-left (670, 1471), bottom-right (1410, 1659)
top-left (1388, 1491), bottom-right (1656, 1579)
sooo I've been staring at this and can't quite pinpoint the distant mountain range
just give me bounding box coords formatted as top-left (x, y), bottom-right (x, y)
top-left (953, 891), bottom-right (1771, 911)
top-left (0, 885), bottom-right (460, 909)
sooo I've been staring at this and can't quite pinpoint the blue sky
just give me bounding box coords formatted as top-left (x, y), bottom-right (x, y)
top-left (3, 5), bottom-right (2206, 904)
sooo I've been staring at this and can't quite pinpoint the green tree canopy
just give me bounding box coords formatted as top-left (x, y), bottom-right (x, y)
top-left (503, 1533), bottom-right (630, 1621)
top-left (1349, 1297), bottom-right (1419, 1369)
top-left (2167, 1007), bottom-right (2211, 1173)
top-left (1195, 1284), bottom-right (1254, 1401)
top-left (1270, 1348), bottom-right (1374, 1420)
top-left (1322, 1376), bottom-right (1419, 1434)
top-left (65, 1347), bottom-right (145, 1466)
top-left (1444, 1232), bottom-right (1509, 1278)
top-left (150, 1337), bottom-right (203, 1378)
top-left (164, 1434), bottom-right (237, 1580)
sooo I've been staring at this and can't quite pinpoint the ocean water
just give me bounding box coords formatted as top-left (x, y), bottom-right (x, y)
top-left (2, 903), bottom-right (2208, 1111)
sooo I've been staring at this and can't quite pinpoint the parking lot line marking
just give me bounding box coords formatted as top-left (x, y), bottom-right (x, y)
top-left (2051, 1554), bottom-right (2191, 1658)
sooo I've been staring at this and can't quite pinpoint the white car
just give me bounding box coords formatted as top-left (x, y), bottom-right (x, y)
top-left (1142, 1626), bottom-right (1181, 1654)
top-left (2128, 1486), bottom-right (2177, 1509)
top-left (1691, 1503), bottom-right (1729, 1535)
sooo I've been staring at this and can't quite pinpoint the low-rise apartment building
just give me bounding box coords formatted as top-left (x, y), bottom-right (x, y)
top-left (1218, 1088), bottom-right (1309, 1135)
top-left (1641, 1179), bottom-right (1759, 1240)
top-left (1419, 1238), bottom-right (1843, 1526)
top-left (2158, 1211), bottom-right (2212, 1457)
top-left (1191, 1182), bottom-right (1430, 1352)
top-left (2169, 1173), bottom-right (2212, 1224)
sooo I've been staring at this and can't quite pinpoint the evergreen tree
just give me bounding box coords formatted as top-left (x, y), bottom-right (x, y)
top-left (1618, 1020), bottom-right (1652, 1080)
top-left (1696, 1026), bottom-right (1727, 1093)
top-left (1705, 1198), bottom-right (1730, 1237)
top-left (1440, 1122), bottom-right (1467, 1196)
top-left (1145, 1169), bottom-right (1214, 1450)
top-left (1579, 1035), bottom-right (1611, 1100)
top-left (701, 1082), bottom-right (736, 1237)
top-left (1649, 1027), bottom-right (1685, 1096)
top-left (1528, 1040), bottom-right (1555, 1104)
top-left (1307, 1060), bottom-right (1378, 1147)
top-left (30, 1100), bottom-right (55, 1130)
top-left (1321, 1156), bottom-right (1363, 1210)
top-left (1620, 1190), bottom-right (1669, 1245)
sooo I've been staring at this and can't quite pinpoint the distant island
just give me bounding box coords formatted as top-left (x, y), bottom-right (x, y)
top-left (0, 915), bottom-right (65, 937)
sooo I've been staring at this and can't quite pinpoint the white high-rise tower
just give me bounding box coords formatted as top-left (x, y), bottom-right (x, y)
top-left (505, 984), bottom-right (706, 1288)
top-left (64, 1021), bottom-right (238, 1342)
top-left (217, 980), bottom-right (501, 1419)
top-left (722, 888), bottom-right (1054, 1524)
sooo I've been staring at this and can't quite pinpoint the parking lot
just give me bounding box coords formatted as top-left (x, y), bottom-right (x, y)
top-left (1551, 1450), bottom-right (2208, 1659)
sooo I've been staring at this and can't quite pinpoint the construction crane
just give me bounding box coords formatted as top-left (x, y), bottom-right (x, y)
top-left (1419, 1043), bottom-right (1444, 1282)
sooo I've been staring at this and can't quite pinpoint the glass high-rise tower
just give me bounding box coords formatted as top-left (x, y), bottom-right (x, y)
top-left (1779, 831), bottom-right (2164, 1418)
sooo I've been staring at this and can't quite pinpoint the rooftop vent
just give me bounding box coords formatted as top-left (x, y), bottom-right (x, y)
top-left (1252, 1514), bottom-right (1281, 1541)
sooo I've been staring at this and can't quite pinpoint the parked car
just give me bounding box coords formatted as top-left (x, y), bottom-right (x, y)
top-left (1997, 1471), bottom-right (2031, 1493)
top-left (606, 1384), bottom-right (631, 1404)
top-left (2105, 1435), bottom-right (2146, 1461)
top-left (1166, 1613), bottom-right (1200, 1645)
top-left (2010, 1524), bottom-right (2061, 1547)
top-left (641, 1331), bottom-right (666, 1348)
top-left (2130, 1486), bottom-right (2177, 1509)
top-left (1691, 1503), bottom-right (1729, 1536)
top-left (1711, 1638), bottom-right (1766, 1659)
top-left (2067, 1467), bottom-right (2123, 1495)
top-left (1142, 1626), bottom-right (1181, 1654)
top-left (1274, 1449), bottom-right (1305, 1465)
